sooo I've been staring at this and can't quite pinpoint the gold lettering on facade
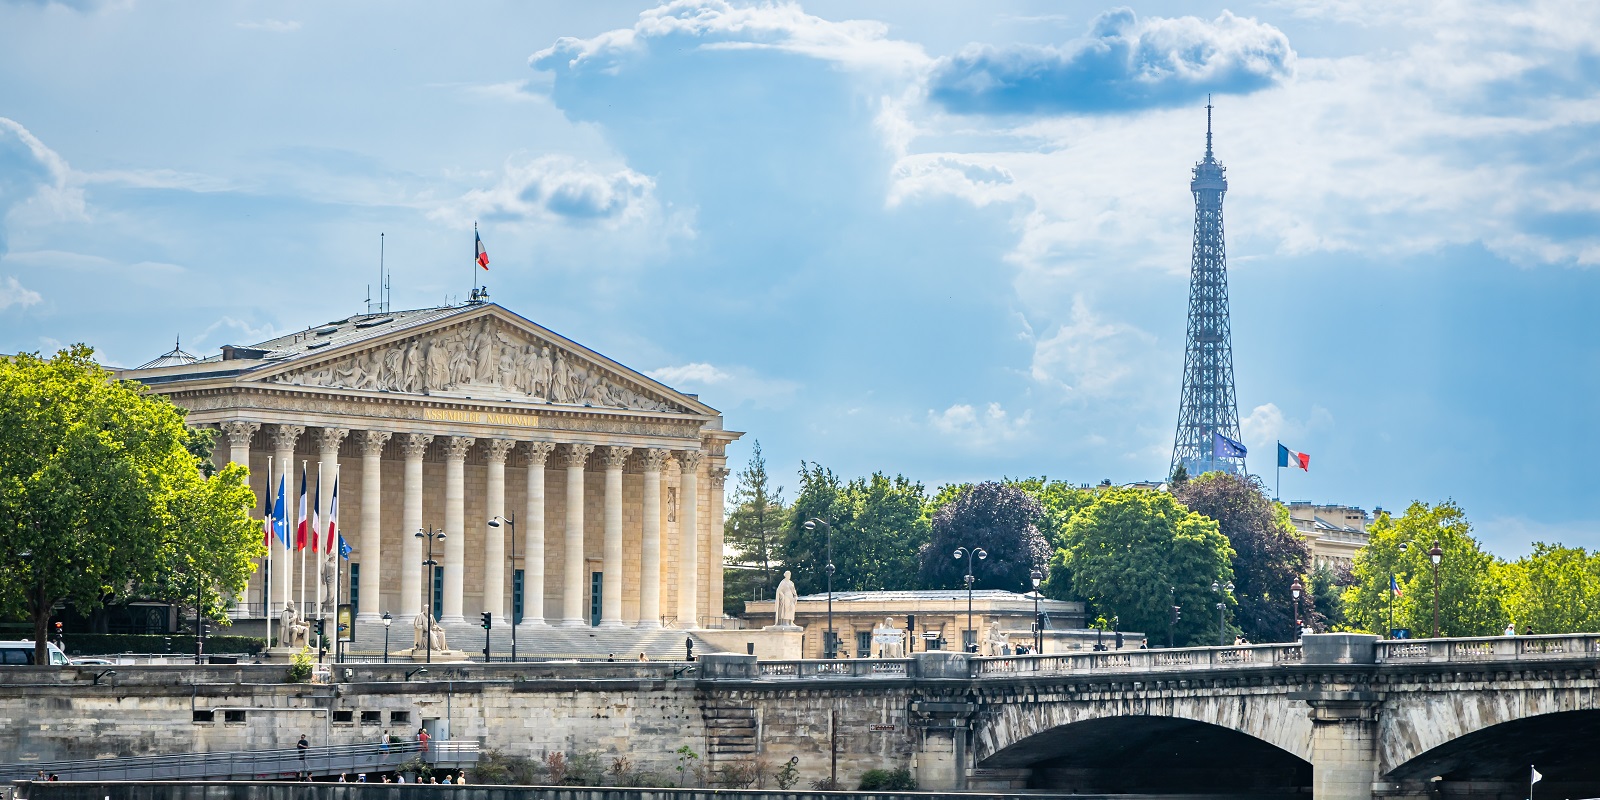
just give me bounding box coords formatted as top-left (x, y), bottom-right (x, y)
top-left (423, 408), bottom-right (540, 428)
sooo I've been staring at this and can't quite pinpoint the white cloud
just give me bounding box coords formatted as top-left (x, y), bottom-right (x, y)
top-left (0, 276), bottom-right (41, 310)
top-left (194, 316), bottom-right (281, 349)
top-left (236, 19), bottom-right (300, 33)
top-left (648, 361), bottom-right (798, 410)
top-left (647, 362), bottom-right (730, 385)
top-left (927, 401), bottom-right (1032, 448)
top-left (437, 155), bottom-right (657, 226)
top-left (1027, 295), bottom-right (1158, 397)
top-left (1239, 402), bottom-right (1334, 456)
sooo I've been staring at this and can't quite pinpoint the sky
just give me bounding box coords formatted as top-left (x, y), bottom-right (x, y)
top-left (1, 0), bottom-right (1597, 557)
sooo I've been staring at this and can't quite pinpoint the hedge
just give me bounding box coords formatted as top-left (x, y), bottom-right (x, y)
top-left (59, 633), bottom-right (267, 656)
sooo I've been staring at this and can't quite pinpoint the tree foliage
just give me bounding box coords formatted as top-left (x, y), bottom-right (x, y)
top-left (722, 441), bottom-right (787, 614)
top-left (1054, 487), bottom-right (1235, 646)
top-left (1500, 543), bottom-right (1600, 634)
top-left (1172, 471), bottom-right (1315, 642)
top-left (0, 346), bottom-right (263, 662)
top-left (145, 461), bottom-right (265, 624)
top-left (777, 463), bottom-right (929, 595)
top-left (918, 481), bottom-right (1049, 592)
top-left (1007, 477), bottom-right (1096, 600)
top-left (1342, 501), bottom-right (1503, 637)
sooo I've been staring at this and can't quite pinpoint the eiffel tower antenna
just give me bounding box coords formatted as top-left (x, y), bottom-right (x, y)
top-left (1171, 98), bottom-right (1245, 478)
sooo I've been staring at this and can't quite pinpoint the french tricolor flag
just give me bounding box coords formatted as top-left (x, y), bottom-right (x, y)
top-left (1277, 443), bottom-right (1310, 471)
top-left (475, 228), bottom-right (490, 270)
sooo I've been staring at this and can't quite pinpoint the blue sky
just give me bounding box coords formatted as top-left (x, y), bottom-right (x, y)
top-left (2, 0), bottom-right (1597, 556)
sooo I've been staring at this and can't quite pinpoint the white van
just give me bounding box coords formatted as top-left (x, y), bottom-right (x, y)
top-left (0, 640), bottom-right (69, 665)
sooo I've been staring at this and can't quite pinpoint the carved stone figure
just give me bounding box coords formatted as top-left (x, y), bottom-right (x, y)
top-left (413, 611), bottom-right (431, 650)
top-left (873, 617), bottom-right (906, 658)
top-left (425, 339), bottom-right (449, 391)
top-left (381, 347), bottom-right (404, 390)
top-left (531, 346), bottom-right (553, 398)
top-left (986, 623), bottom-right (1008, 657)
top-left (773, 571), bottom-right (798, 628)
top-left (281, 602), bottom-right (310, 650)
top-left (551, 352), bottom-right (574, 403)
top-left (474, 324), bottom-right (499, 384)
top-left (430, 619), bottom-right (449, 652)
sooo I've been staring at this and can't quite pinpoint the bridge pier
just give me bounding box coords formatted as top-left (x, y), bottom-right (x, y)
top-left (1303, 691), bottom-right (1381, 800)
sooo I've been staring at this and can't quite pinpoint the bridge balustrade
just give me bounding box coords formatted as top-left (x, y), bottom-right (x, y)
top-left (970, 643), bottom-right (1303, 678)
top-left (0, 740), bottom-right (478, 784)
top-left (755, 658), bottom-right (914, 679)
top-left (1376, 633), bottom-right (1600, 664)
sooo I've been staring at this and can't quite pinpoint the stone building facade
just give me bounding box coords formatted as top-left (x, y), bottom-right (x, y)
top-left (116, 303), bottom-right (741, 635)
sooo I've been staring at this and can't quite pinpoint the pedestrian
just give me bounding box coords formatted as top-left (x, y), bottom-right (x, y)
top-left (379, 730), bottom-right (390, 752)
top-left (337, 773), bottom-right (347, 783)
top-left (607, 653), bottom-right (615, 662)
top-left (1504, 622), bottom-right (1516, 636)
top-left (394, 774), bottom-right (404, 784)
top-left (417, 727), bottom-right (430, 752)
top-left (47, 775), bottom-right (58, 782)
top-left (297, 734), bottom-right (309, 762)
top-left (441, 774), bottom-right (453, 785)
top-left (637, 652), bottom-right (648, 661)
top-left (429, 775), bottom-right (439, 784)
top-left (456, 772), bottom-right (468, 785)
top-left (1523, 624), bottom-right (1536, 636)
top-left (381, 775), bottom-right (391, 784)
top-left (357, 774), bottom-right (367, 783)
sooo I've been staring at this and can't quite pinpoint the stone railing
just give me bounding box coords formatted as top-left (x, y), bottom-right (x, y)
top-left (1377, 633), bottom-right (1600, 664)
top-left (971, 643), bottom-right (1303, 678)
top-left (753, 658), bottom-right (913, 679)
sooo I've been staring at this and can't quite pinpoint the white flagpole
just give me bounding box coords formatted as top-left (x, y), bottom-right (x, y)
top-left (265, 455), bottom-right (273, 650)
top-left (1275, 441), bottom-right (1281, 501)
top-left (331, 465), bottom-right (341, 662)
top-left (299, 460), bottom-right (307, 621)
top-left (315, 461), bottom-right (325, 649)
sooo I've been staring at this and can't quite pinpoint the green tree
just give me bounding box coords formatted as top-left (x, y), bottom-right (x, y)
top-left (1172, 472), bottom-right (1314, 642)
top-left (145, 461), bottom-right (267, 626)
top-left (1008, 477), bottom-right (1096, 599)
top-left (918, 481), bottom-right (1048, 592)
top-left (1500, 543), bottom-right (1600, 634)
top-left (723, 441), bottom-right (788, 615)
top-left (1055, 487), bottom-right (1235, 646)
top-left (1307, 561), bottom-right (1351, 632)
top-left (1342, 501), bottom-right (1503, 637)
top-left (778, 462), bottom-right (929, 595)
top-left (0, 346), bottom-right (258, 662)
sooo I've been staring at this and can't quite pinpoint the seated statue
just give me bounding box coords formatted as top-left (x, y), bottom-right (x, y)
top-left (413, 611), bottom-right (431, 650)
top-left (430, 620), bottom-right (449, 652)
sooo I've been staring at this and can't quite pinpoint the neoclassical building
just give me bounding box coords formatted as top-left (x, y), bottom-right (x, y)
top-left (117, 302), bottom-right (740, 636)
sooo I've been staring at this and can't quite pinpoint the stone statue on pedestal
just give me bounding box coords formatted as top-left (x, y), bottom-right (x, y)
top-left (413, 610), bottom-right (431, 650)
top-left (986, 623), bottom-right (1009, 657)
top-left (280, 601), bottom-right (310, 650)
top-left (872, 617), bottom-right (906, 658)
top-left (430, 619), bottom-right (449, 652)
top-left (770, 571), bottom-right (800, 630)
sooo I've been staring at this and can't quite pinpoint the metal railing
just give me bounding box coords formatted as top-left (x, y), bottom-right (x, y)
top-left (0, 740), bottom-right (477, 783)
top-left (1377, 633), bottom-right (1600, 664)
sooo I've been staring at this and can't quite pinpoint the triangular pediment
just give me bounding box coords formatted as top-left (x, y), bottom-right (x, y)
top-left (248, 305), bottom-right (707, 416)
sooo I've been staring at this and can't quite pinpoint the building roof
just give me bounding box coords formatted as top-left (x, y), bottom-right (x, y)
top-left (135, 337), bottom-right (199, 369)
top-left (196, 305), bottom-right (471, 366)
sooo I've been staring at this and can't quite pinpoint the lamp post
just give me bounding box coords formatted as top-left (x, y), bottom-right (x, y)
top-left (415, 526), bottom-right (445, 664)
top-left (1429, 540), bottom-right (1443, 638)
top-left (1030, 569), bottom-right (1043, 654)
top-left (953, 546), bottom-right (988, 653)
top-left (381, 612), bottom-right (392, 664)
top-left (489, 514), bottom-right (517, 661)
top-left (803, 519), bottom-right (835, 658)
top-left (1290, 580), bottom-right (1303, 640)
top-left (1211, 580), bottom-right (1232, 646)
top-left (1388, 542), bottom-right (1408, 638)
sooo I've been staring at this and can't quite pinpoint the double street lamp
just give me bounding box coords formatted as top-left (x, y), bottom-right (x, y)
top-left (1211, 580), bottom-right (1233, 646)
top-left (803, 519), bottom-right (836, 658)
top-left (1290, 579), bottom-right (1304, 640)
top-left (415, 526), bottom-right (445, 664)
top-left (488, 514), bottom-right (518, 661)
top-left (381, 612), bottom-right (392, 664)
top-left (1429, 540), bottom-right (1443, 638)
top-left (953, 546), bottom-right (988, 653)
top-left (1030, 569), bottom-right (1043, 654)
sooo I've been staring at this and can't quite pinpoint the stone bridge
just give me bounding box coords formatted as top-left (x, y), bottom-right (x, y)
top-left (2, 634), bottom-right (1597, 799)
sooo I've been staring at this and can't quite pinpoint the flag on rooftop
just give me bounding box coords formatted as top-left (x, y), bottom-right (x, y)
top-left (475, 227), bottom-right (490, 270)
top-left (1278, 443), bottom-right (1310, 471)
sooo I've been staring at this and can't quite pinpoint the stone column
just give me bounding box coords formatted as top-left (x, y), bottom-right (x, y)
top-left (220, 421), bottom-right (258, 469)
top-left (709, 465), bottom-right (730, 624)
top-left (599, 445), bottom-right (632, 628)
top-left (398, 434), bottom-right (432, 623)
top-left (355, 431), bottom-right (391, 625)
top-left (483, 439), bottom-right (516, 625)
top-left (1305, 694), bottom-right (1381, 800)
top-left (561, 443), bottom-right (595, 627)
top-left (440, 436), bottom-right (475, 625)
top-left (520, 441), bottom-right (556, 629)
top-left (637, 449), bottom-right (669, 629)
top-left (677, 450), bottom-right (704, 629)
top-left (268, 425), bottom-right (304, 617)
top-left (315, 427), bottom-right (348, 620)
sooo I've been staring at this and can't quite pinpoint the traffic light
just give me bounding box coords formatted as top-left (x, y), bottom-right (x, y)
top-left (480, 612), bottom-right (492, 630)
top-left (1171, 605), bottom-right (1181, 625)
top-left (314, 619), bottom-right (325, 638)
top-left (906, 615), bottom-right (915, 631)
top-left (52, 622), bottom-right (63, 638)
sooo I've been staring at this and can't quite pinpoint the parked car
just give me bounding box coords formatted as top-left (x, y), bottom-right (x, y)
top-left (0, 640), bottom-right (69, 665)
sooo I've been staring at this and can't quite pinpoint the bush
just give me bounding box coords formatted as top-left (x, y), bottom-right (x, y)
top-left (472, 750), bottom-right (544, 785)
top-left (60, 633), bottom-right (267, 656)
top-left (858, 767), bottom-right (916, 791)
top-left (287, 649), bottom-right (313, 683)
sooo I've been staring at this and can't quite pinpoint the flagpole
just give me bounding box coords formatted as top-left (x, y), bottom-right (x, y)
top-left (332, 466), bottom-right (342, 664)
top-left (1275, 441), bottom-right (1281, 502)
top-left (265, 455), bottom-right (273, 651)
top-left (472, 221), bottom-right (478, 301)
top-left (315, 461), bottom-right (325, 657)
top-left (299, 460), bottom-right (307, 625)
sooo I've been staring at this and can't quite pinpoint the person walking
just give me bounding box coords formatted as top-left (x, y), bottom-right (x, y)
top-left (379, 730), bottom-right (390, 753)
top-left (297, 734), bottom-right (309, 764)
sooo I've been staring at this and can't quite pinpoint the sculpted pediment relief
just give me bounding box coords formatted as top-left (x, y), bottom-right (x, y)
top-left (259, 316), bottom-right (687, 414)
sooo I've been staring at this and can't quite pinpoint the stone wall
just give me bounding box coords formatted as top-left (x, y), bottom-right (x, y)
top-left (12, 782), bottom-right (1062, 800)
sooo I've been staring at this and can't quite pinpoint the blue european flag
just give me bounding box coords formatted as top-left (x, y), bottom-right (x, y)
top-left (1212, 431), bottom-right (1248, 459)
top-left (339, 536), bottom-right (352, 560)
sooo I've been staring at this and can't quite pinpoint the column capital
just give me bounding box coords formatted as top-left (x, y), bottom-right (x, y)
top-left (399, 433), bottom-right (434, 459)
top-left (709, 466), bottom-right (731, 490)
top-left (640, 448), bottom-right (672, 472)
top-left (523, 440), bottom-right (558, 466)
top-left (443, 436), bottom-right (476, 460)
top-left (602, 445), bottom-right (633, 470)
top-left (268, 424), bottom-right (305, 451)
top-left (315, 427), bottom-right (350, 453)
top-left (219, 420), bottom-right (259, 448)
top-left (484, 438), bottom-right (517, 463)
top-left (563, 442), bottom-right (595, 469)
top-left (359, 430), bottom-right (393, 457)
top-left (678, 449), bottom-right (705, 472)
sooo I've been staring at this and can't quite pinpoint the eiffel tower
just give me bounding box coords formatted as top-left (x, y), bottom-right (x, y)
top-left (1171, 99), bottom-right (1245, 478)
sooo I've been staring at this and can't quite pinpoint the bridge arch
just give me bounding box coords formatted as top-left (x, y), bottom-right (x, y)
top-left (1384, 709), bottom-right (1600, 794)
top-left (1377, 678), bottom-right (1600, 776)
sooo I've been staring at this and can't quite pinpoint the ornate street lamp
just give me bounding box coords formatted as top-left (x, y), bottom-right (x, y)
top-left (803, 519), bottom-right (836, 658)
top-left (414, 526), bottom-right (445, 664)
top-left (489, 514), bottom-right (517, 661)
top-left (381, 612), bottom-right (392, 664)
top-left (1211, 580), bottom-right (1233, 646)
top-left (1030, 569), bottom-right (1043, 654)
top-left (1429, 540), bottom-right (1444, 638)
top-left (953, 546), bottom-right (988, 653)
top-left (1290, 579), bottom-right (1304, 640)
top-left (1388, 542), bottom-right (1408, 639)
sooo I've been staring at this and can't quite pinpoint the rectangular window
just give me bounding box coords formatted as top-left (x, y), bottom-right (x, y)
top-left (856, 631), bottom-right (872, 658)
top-left (349, 563), bottom-right (360, 616)
top-left (390, 710), bottom-right (410, 725)
top-left (360, 711), bottom-right (382, 726)
top-left (962, 629), bottom-right (976, 652)
top-left (432, 568), bottom-right (444, 621)
top-left (223, 710), bottom-right (247, 724)
top-left (332, 710), bottom-right (354, 725)
top-left (512, 569), bottom-right (524, 626)
top-left (192, 710), bottom-right (215, 723)
top-left (589, 571), bottom-right (603, 627)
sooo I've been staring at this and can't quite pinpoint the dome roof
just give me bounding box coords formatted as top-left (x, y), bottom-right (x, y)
top-left (136, 337), bottom-right (199, 369)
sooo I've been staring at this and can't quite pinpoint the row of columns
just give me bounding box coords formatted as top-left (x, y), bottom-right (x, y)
top-left (220, 422), bottom-right (728, 630)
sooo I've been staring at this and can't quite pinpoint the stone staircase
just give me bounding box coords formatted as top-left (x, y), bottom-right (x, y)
top-left (701, 697), bottom-right (759, 763)
top-left (348, 624), bottom-right (728, 661)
